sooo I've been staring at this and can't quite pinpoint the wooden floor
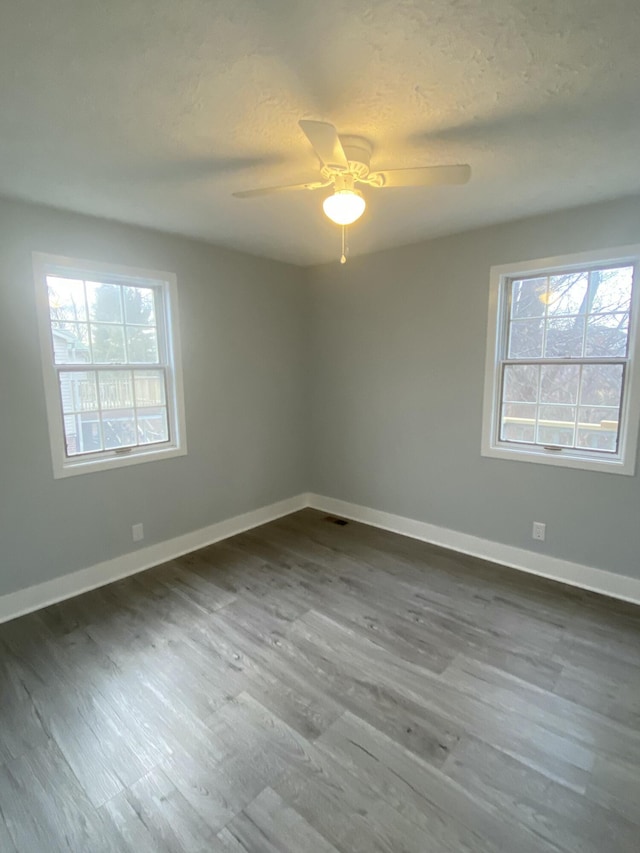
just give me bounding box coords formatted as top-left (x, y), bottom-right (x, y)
top-left (1, 509), bottom-right (639, 852)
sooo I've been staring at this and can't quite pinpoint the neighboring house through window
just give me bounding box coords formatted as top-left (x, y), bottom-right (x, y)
top-left (482, 246), bottom-right (640, 475)
top-left (34, 253), bottom-right (187, 478)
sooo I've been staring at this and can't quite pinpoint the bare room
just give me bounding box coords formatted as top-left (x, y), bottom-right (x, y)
top-left (1, 2), bottom-right (639, 851)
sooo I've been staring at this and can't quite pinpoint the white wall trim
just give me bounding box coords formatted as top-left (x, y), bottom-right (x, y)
top-left (0, 494), bottom-right (308, 625)
top-left (307, 493), bottom-right (640, 606)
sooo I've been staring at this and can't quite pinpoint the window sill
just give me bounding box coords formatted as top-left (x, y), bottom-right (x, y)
top-left (52, 443), bottom-right (187, 479)
top-left (481, 441), bottom-right (634, 475)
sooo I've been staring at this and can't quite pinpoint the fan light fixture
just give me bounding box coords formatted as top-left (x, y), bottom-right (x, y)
top-left (233, 120), bottom-right (471, 263)
top-left (323, 189), bottom-right (366, 225)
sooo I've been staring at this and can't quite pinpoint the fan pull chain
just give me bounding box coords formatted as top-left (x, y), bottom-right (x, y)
top-left (340, 225), bottom-right (348, 264)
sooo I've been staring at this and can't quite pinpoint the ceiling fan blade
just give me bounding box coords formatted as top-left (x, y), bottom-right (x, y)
top-left (232, 180), bottom-right (327, 199)
top-left (373, 164), bottom-right (471, 188)
top-left (299, 120), bottom-right (348, 170)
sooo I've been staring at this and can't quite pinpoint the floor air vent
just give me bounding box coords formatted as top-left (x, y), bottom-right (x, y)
top-left (325, 516), bottom-right (349, 526)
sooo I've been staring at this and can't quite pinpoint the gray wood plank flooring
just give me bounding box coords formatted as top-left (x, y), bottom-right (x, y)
top-left (1, 508), bottom-right (639, 851)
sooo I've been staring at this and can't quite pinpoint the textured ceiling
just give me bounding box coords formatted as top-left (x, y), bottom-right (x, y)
top-left (1, 1), bottom-right (639, 265)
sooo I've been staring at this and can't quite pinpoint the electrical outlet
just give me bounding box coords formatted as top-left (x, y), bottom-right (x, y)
top-left (132, 523), bottom-right (144, 542)
top-left (532, 521), bottom-right (546, 541)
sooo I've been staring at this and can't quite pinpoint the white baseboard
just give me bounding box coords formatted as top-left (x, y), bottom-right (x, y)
top-left (3, 490), bottom-right (638, 624)
top-left (307, 493), bottom-right (640, 606)
top-left (0, 494), bottom-right (308, 625)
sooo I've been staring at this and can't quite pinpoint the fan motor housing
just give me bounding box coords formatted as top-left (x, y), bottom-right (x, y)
top-left (321, 135), bottom-right (372, 181)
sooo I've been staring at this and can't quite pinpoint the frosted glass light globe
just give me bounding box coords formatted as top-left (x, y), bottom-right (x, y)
top-left (323, 190), bottom-right (366, 225)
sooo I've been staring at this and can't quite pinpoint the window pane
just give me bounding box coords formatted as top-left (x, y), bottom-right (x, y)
top-left (503, 364), bottom-right (539, 402)
top-left (577, 407), bottom-right (619, 453)
top-left (585, 313), bottom-right (629, 357)
top-left (134, 370), bottom-right (166, 407)
top-left (501, 403), bottom-right (536, 442)
top-left (538, 405), bottom-right (577, 446)
top-left (51, 322), bottom-right (90, 364)
top-left (126, 327), bottom-right (159, 363)
top-left (511, 278), bottom-right (546, 319)
top-left (537, 422), bottom-right (576, 447)
top-left (539, 404), bottom-right (577, 424)
top-left (136, 407), bottom-right (169, 445)
top-left (47, 277), bottom-right (87, 322)
top-left (547, 272), bottom-right (588, 315)
top-left (99, 371), bottom-right (134, 409)
top-left (91, 324), bottom-right (126, 363)
top-left (540, 364), bottom-right (580, 404)
top-left (544, 317), bottom-right (585, 358)
top-left (589, 267), bottom-right (633, 314)
top-left (508, 319), bottom-right (544, 358)
top-left (63, 412), bottom-right (102, 456)
top-left (580, 364), bottom-right (623, 407)
top-left (86, 282), bottom-right (123, 322)
top-left (59, 371), bottom-right (98, 413)
top-left (124, 286), bottom-right (156, 326)
top-left (63, 414), bottom-right (80, 456)
top-left (102, 409), bottom-right (136, 449)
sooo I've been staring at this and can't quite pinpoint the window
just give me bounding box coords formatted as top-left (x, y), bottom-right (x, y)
top-left (34, 253), bottom-right (187, 478)
top-left (482, 246), bottom-right (640, 475)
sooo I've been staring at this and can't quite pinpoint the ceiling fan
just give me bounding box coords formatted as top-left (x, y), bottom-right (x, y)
top-left (232, 120), bottom-right (471, 261)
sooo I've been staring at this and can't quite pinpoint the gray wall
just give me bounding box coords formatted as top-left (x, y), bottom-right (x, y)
top-left (3, 192), bottom-right (639, 600)
top-left (308, 195), bottom-right (640, 580)
top-left (0, 197), bottom-right (308, 597)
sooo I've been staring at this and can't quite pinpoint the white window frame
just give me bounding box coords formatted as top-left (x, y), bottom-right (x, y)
top-left (481, 245), bottom-right (640, 476)
top-left (34, 252), bottom-right (187, 478)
